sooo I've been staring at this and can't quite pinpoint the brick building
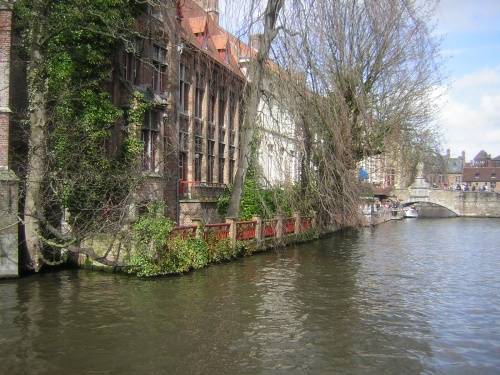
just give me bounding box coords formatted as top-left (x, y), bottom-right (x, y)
top-left (0, 0), bottom-right (19, 278)
top-left (5, 0), bottom-right (247, 235)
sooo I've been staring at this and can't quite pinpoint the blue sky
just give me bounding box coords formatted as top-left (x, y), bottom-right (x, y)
top-left (436, 0), bottom-right (500, 161)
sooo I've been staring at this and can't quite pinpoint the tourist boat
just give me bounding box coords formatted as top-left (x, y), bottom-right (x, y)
top-left (403, 206), bottom-right (419, 218)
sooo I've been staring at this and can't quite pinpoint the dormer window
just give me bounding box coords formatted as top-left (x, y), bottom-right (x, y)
top-left (203, 32), bottom-right (208, 49)
top-left (190, 16), bottom-right (209, 48)
top-left (196, 31), bottom-right (208, 49)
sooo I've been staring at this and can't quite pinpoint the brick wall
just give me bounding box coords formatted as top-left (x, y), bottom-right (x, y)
top-left (0, 5), bottom-right (19, 278)
top-left (0, 7), bottom-right (13, 169)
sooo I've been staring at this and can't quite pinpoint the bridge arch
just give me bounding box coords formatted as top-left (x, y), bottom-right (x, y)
top-left (401, 199), bottom-right (460, 216)
top-left (394, 187), bottom-right (500, 218)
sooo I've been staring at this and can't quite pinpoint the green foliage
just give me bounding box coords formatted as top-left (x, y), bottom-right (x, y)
top-left (205, 234), bottom-right (238, 263)
top-left (126, 202), bottom-right (254, 277)
top-left (13, 0), bottom-right (150, 234)
top-left (218, 167), bottom-right (295, 221)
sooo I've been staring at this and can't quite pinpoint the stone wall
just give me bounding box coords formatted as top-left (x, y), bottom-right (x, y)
top-left (0, 169), bottom-right (19, 278)
top-left (461, 191), bottom-right (500, 217)
top-left (178, 201), bottom-right (221, 226)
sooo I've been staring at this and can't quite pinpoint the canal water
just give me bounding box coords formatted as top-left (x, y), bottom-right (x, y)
top-left (1, 218), bottom-right (499, 374)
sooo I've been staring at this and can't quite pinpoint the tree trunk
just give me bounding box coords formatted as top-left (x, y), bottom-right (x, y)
top-left (226, 0), bottom-right (283, 218)
top-left (22, 12), bottom-right (47, 272)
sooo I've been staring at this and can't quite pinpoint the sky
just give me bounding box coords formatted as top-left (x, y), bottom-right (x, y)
top-left (436, 0), bottom-right (500, 161)
top-left (219, 0), bottom-right (500, 162)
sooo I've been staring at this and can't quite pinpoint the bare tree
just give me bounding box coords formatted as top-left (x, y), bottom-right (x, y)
top-left (264, 0), bottom-right (447, 227)
top-left (226, 0), bottom-right (284, 219)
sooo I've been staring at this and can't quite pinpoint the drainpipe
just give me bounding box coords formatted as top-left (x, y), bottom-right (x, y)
top-left (175, 42), bottom-right (184, 224)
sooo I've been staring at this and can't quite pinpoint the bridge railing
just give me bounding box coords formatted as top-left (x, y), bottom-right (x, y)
top-left (168, 212), bottom-right (317, 247)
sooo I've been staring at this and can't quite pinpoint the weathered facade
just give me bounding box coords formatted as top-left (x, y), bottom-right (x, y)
top-left (6, 0), bottom-right (247, 225)
top-left (2, 0), bottom-right (304, 274)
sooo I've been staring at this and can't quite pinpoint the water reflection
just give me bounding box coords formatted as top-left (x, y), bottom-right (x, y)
top-left (1, 218), bottom-right (499, 374)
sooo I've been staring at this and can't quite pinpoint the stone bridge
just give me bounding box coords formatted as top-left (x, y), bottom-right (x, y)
top-left (394, 175), bottom-right (500, 217)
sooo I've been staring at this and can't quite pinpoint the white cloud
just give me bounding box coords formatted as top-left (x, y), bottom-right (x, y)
top-left (453, 67), bottom-right (500, 90)
top-left (438, 86), bottom-right (500, 160)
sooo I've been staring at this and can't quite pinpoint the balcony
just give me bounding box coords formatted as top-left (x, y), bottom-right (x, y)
top-left (179, 181), bottom-right (228, 201)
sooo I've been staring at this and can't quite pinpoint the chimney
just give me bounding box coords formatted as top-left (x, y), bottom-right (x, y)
top-left (446, 149), bottom-right (450, 158)
top-left (249, 34), bottom-right (262, 52)
top-left (194, 0), bottom-right (219, 25)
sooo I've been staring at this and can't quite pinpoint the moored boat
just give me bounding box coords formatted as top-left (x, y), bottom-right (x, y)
top-left (403, 206), bottom-right (418, 218)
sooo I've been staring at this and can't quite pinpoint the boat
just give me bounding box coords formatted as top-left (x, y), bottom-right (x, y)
top-left (403, 206), bottom-right (418, 218)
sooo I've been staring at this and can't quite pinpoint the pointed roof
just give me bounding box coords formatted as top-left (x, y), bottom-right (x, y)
top-left (474, 150), bottom-right (489, 159)
top-left (212, 34), bottom-right (229, 51)
top-left (188, 16), bottom-right (208, 34)
top-left (179, 0), bottom-right (245, 79)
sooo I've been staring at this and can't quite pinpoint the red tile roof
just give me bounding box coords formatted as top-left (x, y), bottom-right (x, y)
top-left (179, 0), bottom-right (245, 79)
top-left (462, 167), bottom-right (500, 183)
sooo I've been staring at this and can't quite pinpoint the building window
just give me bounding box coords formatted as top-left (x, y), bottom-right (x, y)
top-left (208, 81), bottom-right (216, 124)
top-left (153, 44), bottom-right (167, 93)
top-left (229, 146), bottom-right (235, 184)
top-left (196, 30), bottom-right (208, 49)
top-left (142, 110), bottom-right (159, 172)
top-left (195, 121), bottom-right (203, 181)
top-left (386, 168), bottom-right (395, 187)
top-left (179, 152), bottom-right (187, 181)
top-left (229, 91), bottom-right (236, 131)
top-left (179, 60), bottom-right (190, 113)
top-left (178, 131), bottom-right (189, 152)
top-left (229, 91), bottom-right (237, 146)
top-left (124, 44), bottom-right (139, 84)
top-left (207, 140), bottom-right (215, 182)
top-left (195, 72), bottom-right (204, 119)
top-left (207, 125), bottom-right (215, 142)
top-left (218, 86), bottom-right (225, 127)
top-left (194, 154), bottom-right (202, 181)
top-left (218, 142), bottom-right (225, 184)
top-left (195, 122), bottom-right (203, 152)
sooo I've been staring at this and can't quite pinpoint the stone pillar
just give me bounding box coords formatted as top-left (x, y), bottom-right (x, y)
top-left (252, 215), bottom-right (262, 246)
top-left (274, 214), bottom-right (283, 239)
top-left (225, 217), bottom-right (237, 247)
top-left (292, 212), bottom-right (300, 235)
top-left (191, 218), bottom-right (203, 238)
